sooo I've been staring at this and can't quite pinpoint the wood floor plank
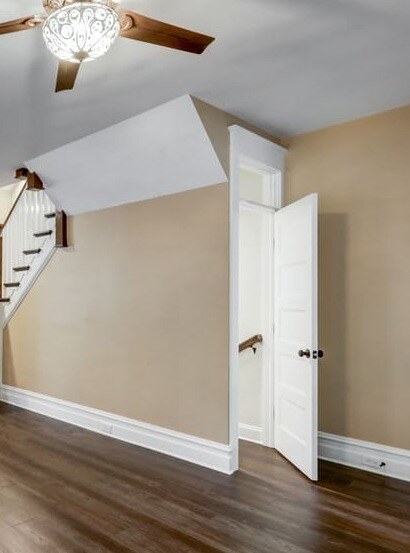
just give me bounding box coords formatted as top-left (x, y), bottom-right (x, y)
top-left (0, 403), bottom-right (409, 552)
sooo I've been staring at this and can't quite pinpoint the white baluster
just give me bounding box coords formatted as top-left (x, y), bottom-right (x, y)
top-left (2, 183), bottom-right (56, 308)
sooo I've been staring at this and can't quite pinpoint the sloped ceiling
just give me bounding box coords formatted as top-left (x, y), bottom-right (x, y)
top-left (2, 0), bottom-right (410, 183)
top-left (26, 95), bottom-right (227, 215)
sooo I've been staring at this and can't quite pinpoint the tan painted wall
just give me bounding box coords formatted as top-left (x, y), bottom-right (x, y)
top-left (0, 183), bottom-right (24, 224)
top-left (3, 184), bottom-right (230, 444)
top-left (287, 104), bottom-right (410, 450)
top-left (192, 97), bottom-right (287, 175)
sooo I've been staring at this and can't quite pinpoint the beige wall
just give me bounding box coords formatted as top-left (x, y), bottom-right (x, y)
top-left (0, 183), bottom-right (23, 224)
top-left (192, 96), bottom-right (287, 175)
top-left (3, 184), bottom-right (230, 444)
top-left (287, 104), bottom-right (410, 450)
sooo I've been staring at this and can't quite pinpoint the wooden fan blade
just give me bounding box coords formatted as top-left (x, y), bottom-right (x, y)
top-left (0, 16), bottom-right (42, 35)
top-left (55, 61), bottom-right (81, 93)
top-left (119, 10), bottom-right (214, 54)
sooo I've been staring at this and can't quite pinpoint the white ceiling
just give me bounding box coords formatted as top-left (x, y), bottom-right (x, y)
top-left (1, 0), bottom-right (410, 182)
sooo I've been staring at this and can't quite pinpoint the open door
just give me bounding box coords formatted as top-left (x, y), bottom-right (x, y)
top-left (274, 194), bottom-right (318, 480)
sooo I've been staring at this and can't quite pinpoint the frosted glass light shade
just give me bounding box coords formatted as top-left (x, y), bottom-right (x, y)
top-left (43, 3), bottom-right (121, 63)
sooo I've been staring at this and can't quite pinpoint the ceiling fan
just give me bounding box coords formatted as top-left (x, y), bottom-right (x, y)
top-left (0, 0), bottom-right (214, 92)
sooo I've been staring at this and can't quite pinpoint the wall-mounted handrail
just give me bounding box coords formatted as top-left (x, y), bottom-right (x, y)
top-left (239, 334), bottom-right (263, 353)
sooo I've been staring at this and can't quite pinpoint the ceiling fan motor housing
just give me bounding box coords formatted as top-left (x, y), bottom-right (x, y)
top-left (42, 2), bottom-right (121, 63)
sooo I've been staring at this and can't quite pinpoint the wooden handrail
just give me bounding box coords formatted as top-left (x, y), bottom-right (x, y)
top-left (1, 181), bottom-right (26, 232)
top-left (2, 170), bottom-right (46, 234)
top-left (239, 334), bottom-right (263, 353)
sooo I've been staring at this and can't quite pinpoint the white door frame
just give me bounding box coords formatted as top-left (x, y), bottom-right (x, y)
top-left (229, 125), bottom-right (287, 471)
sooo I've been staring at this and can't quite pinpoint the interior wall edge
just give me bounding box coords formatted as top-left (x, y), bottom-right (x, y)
top-left (192, 96), bottom-right (287, 176)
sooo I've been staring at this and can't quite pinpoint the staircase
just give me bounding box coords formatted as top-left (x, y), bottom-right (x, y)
top-left (0, 170), bottom-right (67, 325)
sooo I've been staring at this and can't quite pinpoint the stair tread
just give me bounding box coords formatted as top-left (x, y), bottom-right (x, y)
top-left (13, 266), bottom-right (30, 272)
top-left (34, 230), bottom-right (53, 237)
top-left (4, 282), bottom-right (20, 288)
top-left (23, 249), bottom-right (41, 255)
top-left (0, 298), bottom-right (10, 303)
top-left (44, 213), bottom-right (56, 219)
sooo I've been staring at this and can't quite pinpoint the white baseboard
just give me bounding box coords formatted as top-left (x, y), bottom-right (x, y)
top-left (1, 385), bottom-right (234, 475)
top-left (319, 431), bottom-right (410, 482)
top-left (2, 386), bottom-right (407, 481)
top-left (239, 423), bottom-right (262, 444)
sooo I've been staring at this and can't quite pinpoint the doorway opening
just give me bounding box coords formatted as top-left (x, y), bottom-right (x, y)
top-left (229, 125), bottom-right (319, 481)
top-left (238, 166), bottom-right (277, 448)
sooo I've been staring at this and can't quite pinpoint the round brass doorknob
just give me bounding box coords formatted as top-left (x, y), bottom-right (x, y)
top-left (298, 349), bottom-right (311, 358)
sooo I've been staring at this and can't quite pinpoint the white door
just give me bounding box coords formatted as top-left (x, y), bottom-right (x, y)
top-left (274, 193), bottom-right (318, 480)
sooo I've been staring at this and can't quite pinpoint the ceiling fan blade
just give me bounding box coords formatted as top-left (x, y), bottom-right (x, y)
top-left (0, 16), bottom-right (43, 35)
top-left (55, 61), bottom-right (80, 93)
top-left (119, 10), bottom-right (214, 54)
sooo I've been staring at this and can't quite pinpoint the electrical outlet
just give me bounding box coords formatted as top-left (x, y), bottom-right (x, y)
top-left (362, 455), bottom-right (386, 471)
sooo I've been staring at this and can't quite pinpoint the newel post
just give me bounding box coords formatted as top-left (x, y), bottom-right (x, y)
top-left (55, 211), bottom-right (68, 248)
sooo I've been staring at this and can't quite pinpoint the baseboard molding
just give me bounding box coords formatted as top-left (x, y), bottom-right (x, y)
top-left (1, 385), bottom-right (234, 475)
top-left (3, 386), bottom-right (407, 481)
top-left (319, 431), bottom-right (410, 482)
top-left (239, 423), bottom-right (262, 444)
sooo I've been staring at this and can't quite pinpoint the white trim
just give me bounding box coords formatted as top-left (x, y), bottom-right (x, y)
top-left (239, 199), bottom-right (277, 214)
top-left (1, 385), bottom-right (234, 475)
top-left (261, 209), bottom-right (275, 447)
top-left (229, 128), bottom-right (241, 473)
top-left (229, 125), bottom-right (287, 471)
top-left (239, 424), bottom-right (262, 444)
top-left (229, 126), bottom-right (287, 172)
top-left (319, 432), bottom-right (410, 482)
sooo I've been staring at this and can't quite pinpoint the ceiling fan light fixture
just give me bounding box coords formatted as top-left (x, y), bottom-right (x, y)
top-left (42, 2), bottom-right (121, 63)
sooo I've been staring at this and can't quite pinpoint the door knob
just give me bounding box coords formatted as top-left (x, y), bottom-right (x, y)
top-left (313, 350), bottom-right (324, 359)
top-left (298, 349), bottom-right (311, 358)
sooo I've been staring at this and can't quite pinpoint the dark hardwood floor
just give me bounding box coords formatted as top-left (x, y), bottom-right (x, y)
top-left (0, 402), bottom-right (409, 552)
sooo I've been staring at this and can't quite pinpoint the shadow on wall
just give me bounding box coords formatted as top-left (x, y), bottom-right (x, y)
top-left (319, 212), bottom-right (347, 436)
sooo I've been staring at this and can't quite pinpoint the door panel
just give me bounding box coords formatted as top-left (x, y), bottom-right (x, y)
top-left (274, 194), bottom-right (318, 480)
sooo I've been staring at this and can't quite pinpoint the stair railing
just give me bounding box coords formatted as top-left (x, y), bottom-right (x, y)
top-left (239, 334), bottom-right (263, 354)
top-left (0, 169), bottom-right (67, 323)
